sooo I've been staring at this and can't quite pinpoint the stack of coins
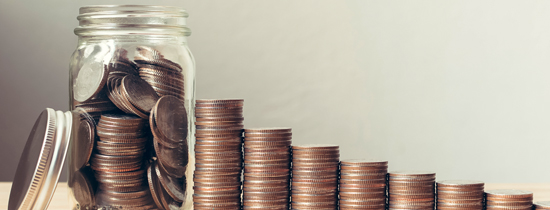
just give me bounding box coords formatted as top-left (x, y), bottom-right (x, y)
top-left (90, 114), bottom-right (155, 209)
top-left (242, 128), bottom-right (292, 209)
top-left (485, 189), bottom-right (533, 210)
top-left (339, 160), bottom-right (388, 210)
top-left (436, 180), bottom-right (484, 210)
top-left (149, 95), bottom-right (189, 208)
top-left (135, 46), bottom-right (185, 100)
top-left (388, 171), bottom-right (436, 210)
top-left (107, 74), bottom-right (160, 119)
top-left (74, 97), bottom-right (118, 122)
top-left (148, 159), bottom-right (186, 210)
top-left (535, 201), bottom-right (550, 209)
top-left (194, 99), bottom-right (244, 210)
top-left (291, 144), bottom-right (340, 209)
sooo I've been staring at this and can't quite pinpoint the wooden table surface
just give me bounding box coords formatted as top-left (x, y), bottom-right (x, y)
top-left (1, 182), bottom-right (550, 209)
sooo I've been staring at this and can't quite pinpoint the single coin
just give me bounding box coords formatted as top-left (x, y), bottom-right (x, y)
top-left (71, 110), bottom-right (96, 170)
top-left (154, 95), bottom-right (188, 142)
top-left (74, 49), bottom-right (110, 102)
top-left (147, 163), bottom-right (165, 210)
top-left (68, 168), bottom-right (95, 209)
top-left (155, 140), bottom-right (188, 178)
top-left (485, 189), bottom-right (533, 198)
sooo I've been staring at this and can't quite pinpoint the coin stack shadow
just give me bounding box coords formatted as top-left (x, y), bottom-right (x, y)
top-left (535, 201), bottom-right (550, 209)
top-left (485, 189), bottom-right (533, 210)
top-left (135, 46), bottom-right (185, 100)
top-left (338, 160), bottom-right (388, 210)
top-left (388, 171), bottom-right (436, 210)
top-left (194, 99), bottom-right (244, 210)
top-left (291, 144), bottom-right (340, 209)
top-left (242, 128), bottom-right (292, 210)
top-left (90, 114), bottom-right (155, 209)
top-left (436, 180), bottom-right (484, 210)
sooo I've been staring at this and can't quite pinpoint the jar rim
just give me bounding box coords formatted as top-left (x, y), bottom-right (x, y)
top-left (79, 5), bottom-right (188, 16)
top-left (75, 5), bottom-right (191, 37)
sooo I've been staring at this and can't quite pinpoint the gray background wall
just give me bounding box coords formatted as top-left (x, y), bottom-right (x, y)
top-left (1, 0), bottom-right (549, 182)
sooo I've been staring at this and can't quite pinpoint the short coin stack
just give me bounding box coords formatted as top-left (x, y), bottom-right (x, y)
top-left (388, 171), bottom-right (436, 210)
top-left (291, 144), bottom-right (340, 209)
top-left (436, 180), bottom-right (484, 210)
top-left (339, 160), bottom-right (388, 210)
top-left (90, 114), bottom-right (155, 209)
top-left (535, 201), bottom-right (550, 209)
top-left (193, 99), bottom-right (244, 210)
top-left (243, 128), bottom-right (292, 210)
top-left (485, 189), bottom-right (533, 210)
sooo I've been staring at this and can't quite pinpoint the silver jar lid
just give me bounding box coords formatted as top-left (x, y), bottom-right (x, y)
top-left (8, 108), bottom-right (73, 210)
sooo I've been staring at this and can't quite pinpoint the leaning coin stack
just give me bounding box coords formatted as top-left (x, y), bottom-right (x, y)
top-left (436, 180), bottom-right (484, 210)
top-left (339, 160), bottom-right (388, 210)
top-left (485, 189), bottom-right (533, 210)
top-left (388, 171), bottom-right (436, 210)
top-left (291, 144), bottom-right (340, 209)
top-left (242, 128), bottom-right (292, 210)
top-left (535, 201), bottom-right (550, 209)
top-left (136, 46), bottom-right (185, 100)
top-left (90, 114), bottom-right (155, 209)
top-left (149, 95), bottom-right (189, 208)
top-left (193, 99), bottom-right (244, 210)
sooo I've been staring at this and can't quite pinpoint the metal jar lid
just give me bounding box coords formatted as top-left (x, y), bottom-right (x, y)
top-left (8, 108), bottom-right (73, 210)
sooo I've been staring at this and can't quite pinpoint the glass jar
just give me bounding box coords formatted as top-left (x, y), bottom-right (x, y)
top-left (68, 5), bottom-right (195, 210)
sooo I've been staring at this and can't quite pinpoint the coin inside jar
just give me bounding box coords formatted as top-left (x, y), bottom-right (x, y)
top-left (74, 44), bottom-right (111, 102)
top-left (154, 95), bottom-right (188, 142)
top-left (122, 74), bottom-right (160, 113)
top-left (155, 159), bottom-right (186, 202)
top-left (70, 109), bottom-right (96, 171)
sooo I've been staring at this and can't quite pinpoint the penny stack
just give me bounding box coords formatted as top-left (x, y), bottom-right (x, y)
top-left (291, 144), bottom-right (340, 209)
top-left (135, 46), bottom-right (186, 100)
top-left (535, 201), bottom-right (550, 209)
top-left (193, 99), bottom-right (244, 210)
top-left (485, 189), bottom-right (533, 210)
top-left (338, 160), bottom-right (388, 210)
top-left (242, 128), bottom-right (292, 210)
top-left (436, 180), bottom-right (484, 210)
top-left (388, 171), bottom-right (436, 210)
top-left (149, 95), bottom-right (189, 208)
top-left (90, 114), bottom-right (155, 209)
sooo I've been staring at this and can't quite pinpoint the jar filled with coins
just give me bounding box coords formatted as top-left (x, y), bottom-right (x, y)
top-left (68, 5), bottom-right (195, 210)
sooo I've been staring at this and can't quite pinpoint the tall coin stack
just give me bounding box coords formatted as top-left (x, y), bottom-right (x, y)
top-left (485, 189), bottom-right (533, 210)
top-left (243, 128), bottom-right (292, 210)
top-left (388, 171), bottom-right (436, 210)
top-left (193, 99), bottom-right (244, 210)
top-left (90, 114), bottom-right (155, 208)
top-left (339, 160), bottom-right (388, 210)
top-left (291, 144), bottom-right (340, 210)
top-left (436, 180), bottom-right (484, 210)
top-left (535, 201), bottom-right (550, 210)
